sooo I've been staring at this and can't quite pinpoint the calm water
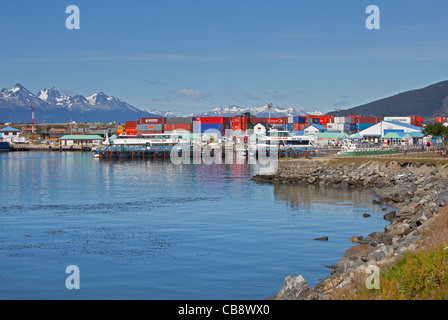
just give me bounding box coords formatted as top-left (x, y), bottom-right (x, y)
top-left (0, 152), bottom-right (388, 300)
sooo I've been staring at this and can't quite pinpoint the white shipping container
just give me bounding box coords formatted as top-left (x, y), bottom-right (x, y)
top-left (384, 117), bottom-right (412, 124)
top-left (288, 116), bottom-right (294, 124)
top-left (337, 123), bottom-right (351, 132)
top-left (334, 117), bottom-right (351, 124)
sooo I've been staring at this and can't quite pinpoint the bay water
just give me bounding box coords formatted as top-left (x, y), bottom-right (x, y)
top-left (0, 152), bottom-right (388, 299)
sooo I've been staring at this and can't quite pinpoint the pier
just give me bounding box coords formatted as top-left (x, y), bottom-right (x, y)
top-left (10, 144), bottom-right (93, 152)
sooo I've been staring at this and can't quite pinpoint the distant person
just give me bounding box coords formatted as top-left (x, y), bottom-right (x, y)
top-left (421, 142), bottom-right (425, 152)
top-left (426, 141), bottom-right (431, 152)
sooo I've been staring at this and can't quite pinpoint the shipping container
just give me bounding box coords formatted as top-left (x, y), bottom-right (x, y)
top-left (125, 128), bottom-right (137, 135)
top-left (249, 117), bottom-right (267, 124)
top-left (334, 117), bottom-right (352, 124)
top-left (138, 117), bottom-right (165, 125)
top-left (436, 117), bottom-right (447, 124)
top-left (195, 117), bottom-right (227, 124)
top-left (232, 116), bottom-right (242, 124)
top-left (137, 124), bottom-right (164, 131)
top-left (293, 116), bottom-right (307, 124)
top-left (288, 116), bottom-right (294, 124)
top-left (232, 123), bottom-right (246, 131)
top-left (293, 123), bottom-right (307, 131)
top-left (357, 123), bottom-right (375, 131)
top-left (287, 123), bottom-right (294, 131)
top-left (323, 115), bottom-right (335, 123)
top-left (164, 123), bottom-right (192, 132)
top-left (165, 117), bottom-right (194, 124)
top-left (194, 123), bottom-right (224, 134)
top-left (384, 117), bottom-right (412, 124)
top-left (125, 121), bottom-right (138, 128)
top-left (326, 123), bottom-right (339, 131)
top-left (266, 118), bottom-right (284, 124)
top-left (347, 115), bottom-right (360, 121)
top-left (349, 123), bottom-right (357, 131)
top-left (358, 117), bottom-right (382, 124)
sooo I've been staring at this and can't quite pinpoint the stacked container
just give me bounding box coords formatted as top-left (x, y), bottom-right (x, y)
top-left (194, 117), bottom-right (229, 135)
top-left (138, 117), bottom-right (165, 134)
top-left (164, 117), bottom-right (194, 133)
top-left (125, 121), bottom-right (138, 135)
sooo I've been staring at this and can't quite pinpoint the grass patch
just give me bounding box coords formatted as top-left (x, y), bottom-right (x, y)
top-left (379, 245), bottom-right (448, 300)
top-left (331, 205), bottom-right (448, 300)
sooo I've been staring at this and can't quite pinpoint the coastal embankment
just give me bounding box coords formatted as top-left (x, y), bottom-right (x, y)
top-left (251, 158), bottom-right (448, 300)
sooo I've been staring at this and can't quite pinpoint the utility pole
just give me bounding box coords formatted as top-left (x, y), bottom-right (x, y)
top-left (30, 105), bottom-right (36, 142)
top-left (268, 103), bottom-right (272, 121)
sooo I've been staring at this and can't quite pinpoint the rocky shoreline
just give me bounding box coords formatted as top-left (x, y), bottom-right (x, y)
top-left (251, 158), bottom-right (448, 300)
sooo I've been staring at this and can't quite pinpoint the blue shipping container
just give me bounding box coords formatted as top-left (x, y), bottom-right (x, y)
top-left (357, 123), bottom-right (375, 131)
top-left (193, 123), bottom-right (223, 134)
top-left (293, 116), bottom-right (307, 124)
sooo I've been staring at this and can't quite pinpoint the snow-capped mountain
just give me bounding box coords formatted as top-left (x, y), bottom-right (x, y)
top-left (143, 108), bottom-right (178, 118)
top-left (1, 83), bottom-right (159, 123)
top-left (1, 83), bottom-right (323, 123)
top-left (191, 105), bottom-right (322, 117)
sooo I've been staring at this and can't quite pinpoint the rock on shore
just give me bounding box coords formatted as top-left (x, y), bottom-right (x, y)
top-left (251, 159), bottom-right (448, 300)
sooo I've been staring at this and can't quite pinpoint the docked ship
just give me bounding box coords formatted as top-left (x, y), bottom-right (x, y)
top-left (0, 141), bottom-right (11, 152)
top-left (249, 129), bottom-right (317, 156)
top-left (92, 132), bottom-right (191, 158)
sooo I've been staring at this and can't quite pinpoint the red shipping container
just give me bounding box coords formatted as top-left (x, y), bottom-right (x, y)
top-left (232, 123), bottom-right (246, 131)
top-left (266, 118), bottom-right (284, 124)
top-left (323, 115), bottom-right (335, 123)
top-left (164, 124), bottom-right (192, 131)
top-left (359, 117), bottom-right (381, 124)
top-left (293, 123), bottom-right (307, 131)
top-left (125, 128), bottom-right (137, 135)
top-left (436, 117), bottom-right (447, 123)
top-left (249, 117), bottom-right (267, 124)
top-left (125, 121), bottom-right (138, 127)
top-left (232, 117), bottom-right (242, 124)
top-left (138, 117), bottom-right (165, 124)
top-left (195, 117), bottom-right (227, 124)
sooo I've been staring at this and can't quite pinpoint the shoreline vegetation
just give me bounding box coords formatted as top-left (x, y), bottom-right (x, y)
top-left (251, 157), bottom-right (448, 300)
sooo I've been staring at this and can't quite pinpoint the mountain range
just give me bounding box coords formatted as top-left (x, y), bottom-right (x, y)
top-left (326, 80), bottom-right (448, 118)
top-left (2, 81), bottom-right (447, 124)
top-left (0, 84), bottom-right (158, 123)
top-left (0, 83), bottom-right (320, 123)
top-left (190, 105), bottom-right (322, 117)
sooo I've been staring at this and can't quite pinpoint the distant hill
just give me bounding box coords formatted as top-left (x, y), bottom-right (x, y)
top-left (326, 81), bottom-right (448, 117)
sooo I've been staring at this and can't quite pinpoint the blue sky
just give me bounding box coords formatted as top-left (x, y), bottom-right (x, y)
top-left (1, 0), bottom-right (448, 115)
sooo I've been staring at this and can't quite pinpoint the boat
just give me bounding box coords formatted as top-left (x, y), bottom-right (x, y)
top-left (93, 132), bottom-right (191, 158)
top-left (0, 141), bottom-right (11, 152)
top-left (248, 129), bottom-right (318, 156)
top-left (337, 139), bottom-right (399, 156)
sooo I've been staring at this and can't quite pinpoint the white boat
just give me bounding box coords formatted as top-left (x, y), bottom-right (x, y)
top-left (249, 130), bottom-right (317, 155)
top-left (93, 132), bottom-right (190, 158)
